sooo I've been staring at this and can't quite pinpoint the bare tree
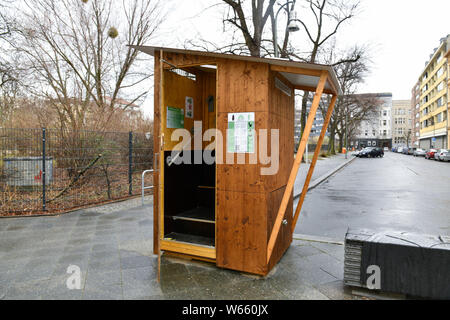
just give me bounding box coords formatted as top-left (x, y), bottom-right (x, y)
top-left (294, 0), bottom-right (360, 143)
top-left (0, 0), bottom-right (19, 126)
top-left (0, 0), bottom-right (12, 37)
top-left (403, 129), bottom-right (412, 149)
top-left (219, 0), bottom-right (276, 57)
top-left (341, 94), bottom-right (383, 151)
top-left (197, 0), bottom-right (361, 158)
top-left (318, 45), bottom-right (380, 154)
top-left (188, 0), bottom-right (296, 58)
top-left (10, 0), bottom-right (164, 131)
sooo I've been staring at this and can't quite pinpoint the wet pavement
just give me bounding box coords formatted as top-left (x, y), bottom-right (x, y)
top-left (294, 151), bottom-right (450, 239)
top-left (293, 153), bottom-right (352, 197)
top-left (0, 196), bottom-right (357, 300)
top-left (3, 152), bottom-right (443, 300)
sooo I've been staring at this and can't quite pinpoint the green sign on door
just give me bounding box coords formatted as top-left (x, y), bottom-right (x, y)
top-left (167, 106), bottom-right (184, 129)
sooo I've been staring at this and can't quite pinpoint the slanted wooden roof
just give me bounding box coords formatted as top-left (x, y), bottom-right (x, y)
top-left (131, 46), bottom-right (342, 96)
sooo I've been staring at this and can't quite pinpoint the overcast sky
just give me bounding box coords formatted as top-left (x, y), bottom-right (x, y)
top-left (141, 0), bottom-right (450, 116)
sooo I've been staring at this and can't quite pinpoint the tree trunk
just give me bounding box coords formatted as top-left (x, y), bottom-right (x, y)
top-left (338, 133), bottom-right (344, 153)
top-left (328, 126), bottom-right (337, 155)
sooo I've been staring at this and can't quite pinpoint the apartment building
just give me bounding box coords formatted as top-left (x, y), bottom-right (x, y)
top-left (411, 82), bottom-right (421, 147)
top-left (294, 100), bottom-right (328, 144)
top-left (351, 93), bottom-right (393, 149)
top-left (446, 49), bottom-right (450, 148)
top-left (418, 35), bottom-right (449, 150)
top-left (392, 100), bottom-right (413, 148)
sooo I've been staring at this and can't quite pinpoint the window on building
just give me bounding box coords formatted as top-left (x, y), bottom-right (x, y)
top-left (383, 120), bottom-right (387, 126)
top-left (437, 81), bottom-right (444, 92)
top-left (437, 66), bottom-right (444, 78)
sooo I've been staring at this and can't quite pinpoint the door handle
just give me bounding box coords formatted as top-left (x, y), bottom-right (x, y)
top-left (154, 153), bottom-right (159, 172)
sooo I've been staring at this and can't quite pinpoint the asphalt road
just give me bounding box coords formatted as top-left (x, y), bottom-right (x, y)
top-left (294, 151), bottom-right (450, 240)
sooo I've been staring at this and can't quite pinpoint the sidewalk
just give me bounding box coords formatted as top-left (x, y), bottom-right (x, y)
top-left (0, 196), bottom-right (360, 300)
top-left (294, 153), bottom-right (354, 198)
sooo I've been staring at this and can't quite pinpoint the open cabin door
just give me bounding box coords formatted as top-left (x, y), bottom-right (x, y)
top-left (158, 61), bottom-right (217, 262)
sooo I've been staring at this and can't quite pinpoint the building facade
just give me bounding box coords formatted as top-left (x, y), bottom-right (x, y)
top-left (392, 100), bottom-right (413, 148)
top-left (411, 82), bottom-right (421, 147)
top-left (351, 93), bottom-right (393, 149)
top-left (418, 35), bottom-right (449, 150)
top-left (446, 49), bottom-right (450, 148)
top-left (294, 100), bottom-right (328, 144)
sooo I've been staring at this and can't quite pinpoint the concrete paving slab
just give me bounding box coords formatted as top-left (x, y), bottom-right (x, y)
top-left (0, 195), bottom-right (362, 300)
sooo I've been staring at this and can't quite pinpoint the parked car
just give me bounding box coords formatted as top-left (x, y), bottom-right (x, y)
top-left (408, 147), bottom-right (415, 155)
top-left (384, 147), bottom-right (389, 152)
top-left (392, 147), bottom-right (398, 153)
top-left (397, 147), bottom-right (404, 153)
top-left (402, 147), bottom-right (409, 155)
top-left (358, 147), bottom-right (373, 158)
top-left (440, 150), bottom-right (450, 162)
top-left (352, 150), bottom-right (361, 157)
top-left (359, 147), bottom-right (384, 158)
top-left (372, 147), bottom-right (384, 158)
top-left (425, 149), bottom-right (438, 160)
top-left (413, 148), bottom-right (426, 157)
top-left (435, 149), bottom-right (449, 161)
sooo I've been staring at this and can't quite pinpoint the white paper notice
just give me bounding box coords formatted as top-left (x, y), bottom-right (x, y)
top-left (227, 112), bottom-right (255, 153)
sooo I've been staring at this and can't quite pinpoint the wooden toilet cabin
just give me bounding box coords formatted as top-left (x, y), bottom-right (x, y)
top-left (133, 46), bottom-right (341, 276)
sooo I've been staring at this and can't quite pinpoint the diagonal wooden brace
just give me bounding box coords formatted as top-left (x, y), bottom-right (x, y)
top-left (291, 95), bottom-right (338, 233)
top-left (267, 71), bottom-right (329, 264)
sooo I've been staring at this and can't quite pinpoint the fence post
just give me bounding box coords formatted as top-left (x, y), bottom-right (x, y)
top-left (42, 128), bottom-right (46, 211)
top-left (128, 131), bottom-right (133, 195)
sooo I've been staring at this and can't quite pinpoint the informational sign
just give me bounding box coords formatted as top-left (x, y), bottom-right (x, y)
top-left (167, 106), bottom-right (184, 129)
top-left (185, 97), bottom-right (194, 119)
top-left (227, 112), bottom-right (255, 153)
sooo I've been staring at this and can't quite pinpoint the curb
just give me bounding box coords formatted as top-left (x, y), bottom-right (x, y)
top-left (0, 194), bottom-right (153, 219)
top-left (294, 156), bottom-right (356, 199)
top-left (293, 233), bottom-right (344, 245)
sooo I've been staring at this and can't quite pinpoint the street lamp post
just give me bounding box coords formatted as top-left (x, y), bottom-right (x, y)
top-left (345, 111), bottom-right (348, 159)
top-left (273, 0), bottom-right (300, 58)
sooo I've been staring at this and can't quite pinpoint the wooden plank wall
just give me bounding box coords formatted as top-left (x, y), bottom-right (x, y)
top-left (215, 60), bottom-right (270, 275)
top-left (153, 51), bottom-right (161, 254)
top-left (153, 51), bottom-right (217, 254)
top-left (161, 70), bottom-right (203, 151)
top-left (266, 71), bottom-right (294, 271)
top-left (154, 52), bottom-right (296, 275)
